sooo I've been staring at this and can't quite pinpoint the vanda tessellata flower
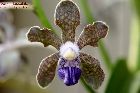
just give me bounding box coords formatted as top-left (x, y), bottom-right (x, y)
top-left (27, 0), bottom-right (108, 89)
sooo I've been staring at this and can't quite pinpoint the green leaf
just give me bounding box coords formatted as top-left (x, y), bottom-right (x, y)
top-left (105, 59), bottom-right (134, 93)
top-left (129, 72), bottom-right (140, 93)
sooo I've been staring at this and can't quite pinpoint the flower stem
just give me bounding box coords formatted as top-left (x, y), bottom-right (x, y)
top-left (79, 0), bottom-right (112, 71)
top-left (128, 15), bottom-right (140, 72)
top-left (79, 0), bottom-right (94, 24)
top-left (98, 40), bottom-right (112, 70)
top-left (133, 0), bottom-right (140, 71)
top-left (32, 0), bottom-right (56, 34)
top-left (80, 77), bottom-right (95, 93)
top-left (128, 0), bottom-right (140, 72)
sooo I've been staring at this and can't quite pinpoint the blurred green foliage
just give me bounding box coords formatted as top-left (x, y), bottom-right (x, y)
top-left (133, 0), bottom-right (140, 19)
top-left (105, 59), bottom-right (134, 93)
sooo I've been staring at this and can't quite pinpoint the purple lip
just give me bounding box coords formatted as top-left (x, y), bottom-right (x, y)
top-left (58, 57), bottom-right (81, 86)
top-left (58, 66), bottom-right (81, 86)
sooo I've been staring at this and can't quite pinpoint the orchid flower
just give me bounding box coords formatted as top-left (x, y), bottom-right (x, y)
top-left (0, 10), bottom-right (31, 82)
top-left (27, 0), bottom-right (108, 89)
top-left (0, 10), bottom-right (22, 82)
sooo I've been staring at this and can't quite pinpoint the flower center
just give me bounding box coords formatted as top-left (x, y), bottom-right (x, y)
top-left (60, 41), bottom-right (79, 61)
top-left (63, 48), bottom-right (76, 60)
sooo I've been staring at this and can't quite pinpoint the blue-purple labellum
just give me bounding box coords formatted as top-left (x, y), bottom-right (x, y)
top-left (58, 57), bottom-right (81, 86)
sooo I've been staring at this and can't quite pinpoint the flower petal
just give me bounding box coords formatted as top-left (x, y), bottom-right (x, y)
top-left (58, 57), bottom-right (81, 86)
top-left (36, 52), bottom-right (59, 88)
top-left (58, 67), bottom-right (81, 86)
top-left (27, 26), bottom-right (62, 50)
top-left (79, 52), bottom-right (105, 89)
top-left (77, 21), bottom-right (108, 49)
top-left (55, 0), bottom-right (80, 43)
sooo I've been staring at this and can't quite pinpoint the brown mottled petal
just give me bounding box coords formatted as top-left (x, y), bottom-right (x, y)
top-left (27, 26), bottom-right (62, 50)
top-left (36, 52), bottom-right (59, 88)
top-left (54, 0), bottom-right (80, 43)
top-left (77, 21), bottom-right (108, 49)
top-left (79, 52), bottom-right (105, 89)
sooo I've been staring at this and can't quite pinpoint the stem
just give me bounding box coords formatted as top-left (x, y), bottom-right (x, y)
top-left (136, 18), bottom-right (140, 71)
top-left (32, 0), bottom-right (56, 34)
top-left (134, 0), bottom-right (140, 71)
top-left (79, 0), bottom-right (112, 71)
top-left (128, 0), bottom-right (140, 72)
top-left (98, 41), bottom-right (112, 70)
top-left (80, 77), bottom-right (95, 93)
top-left (128, 16), bottom-right (140, 72)
top-left (137, 33), bottom-right (140, 70)
top-left (79, 0), bottom-right (94, 23)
